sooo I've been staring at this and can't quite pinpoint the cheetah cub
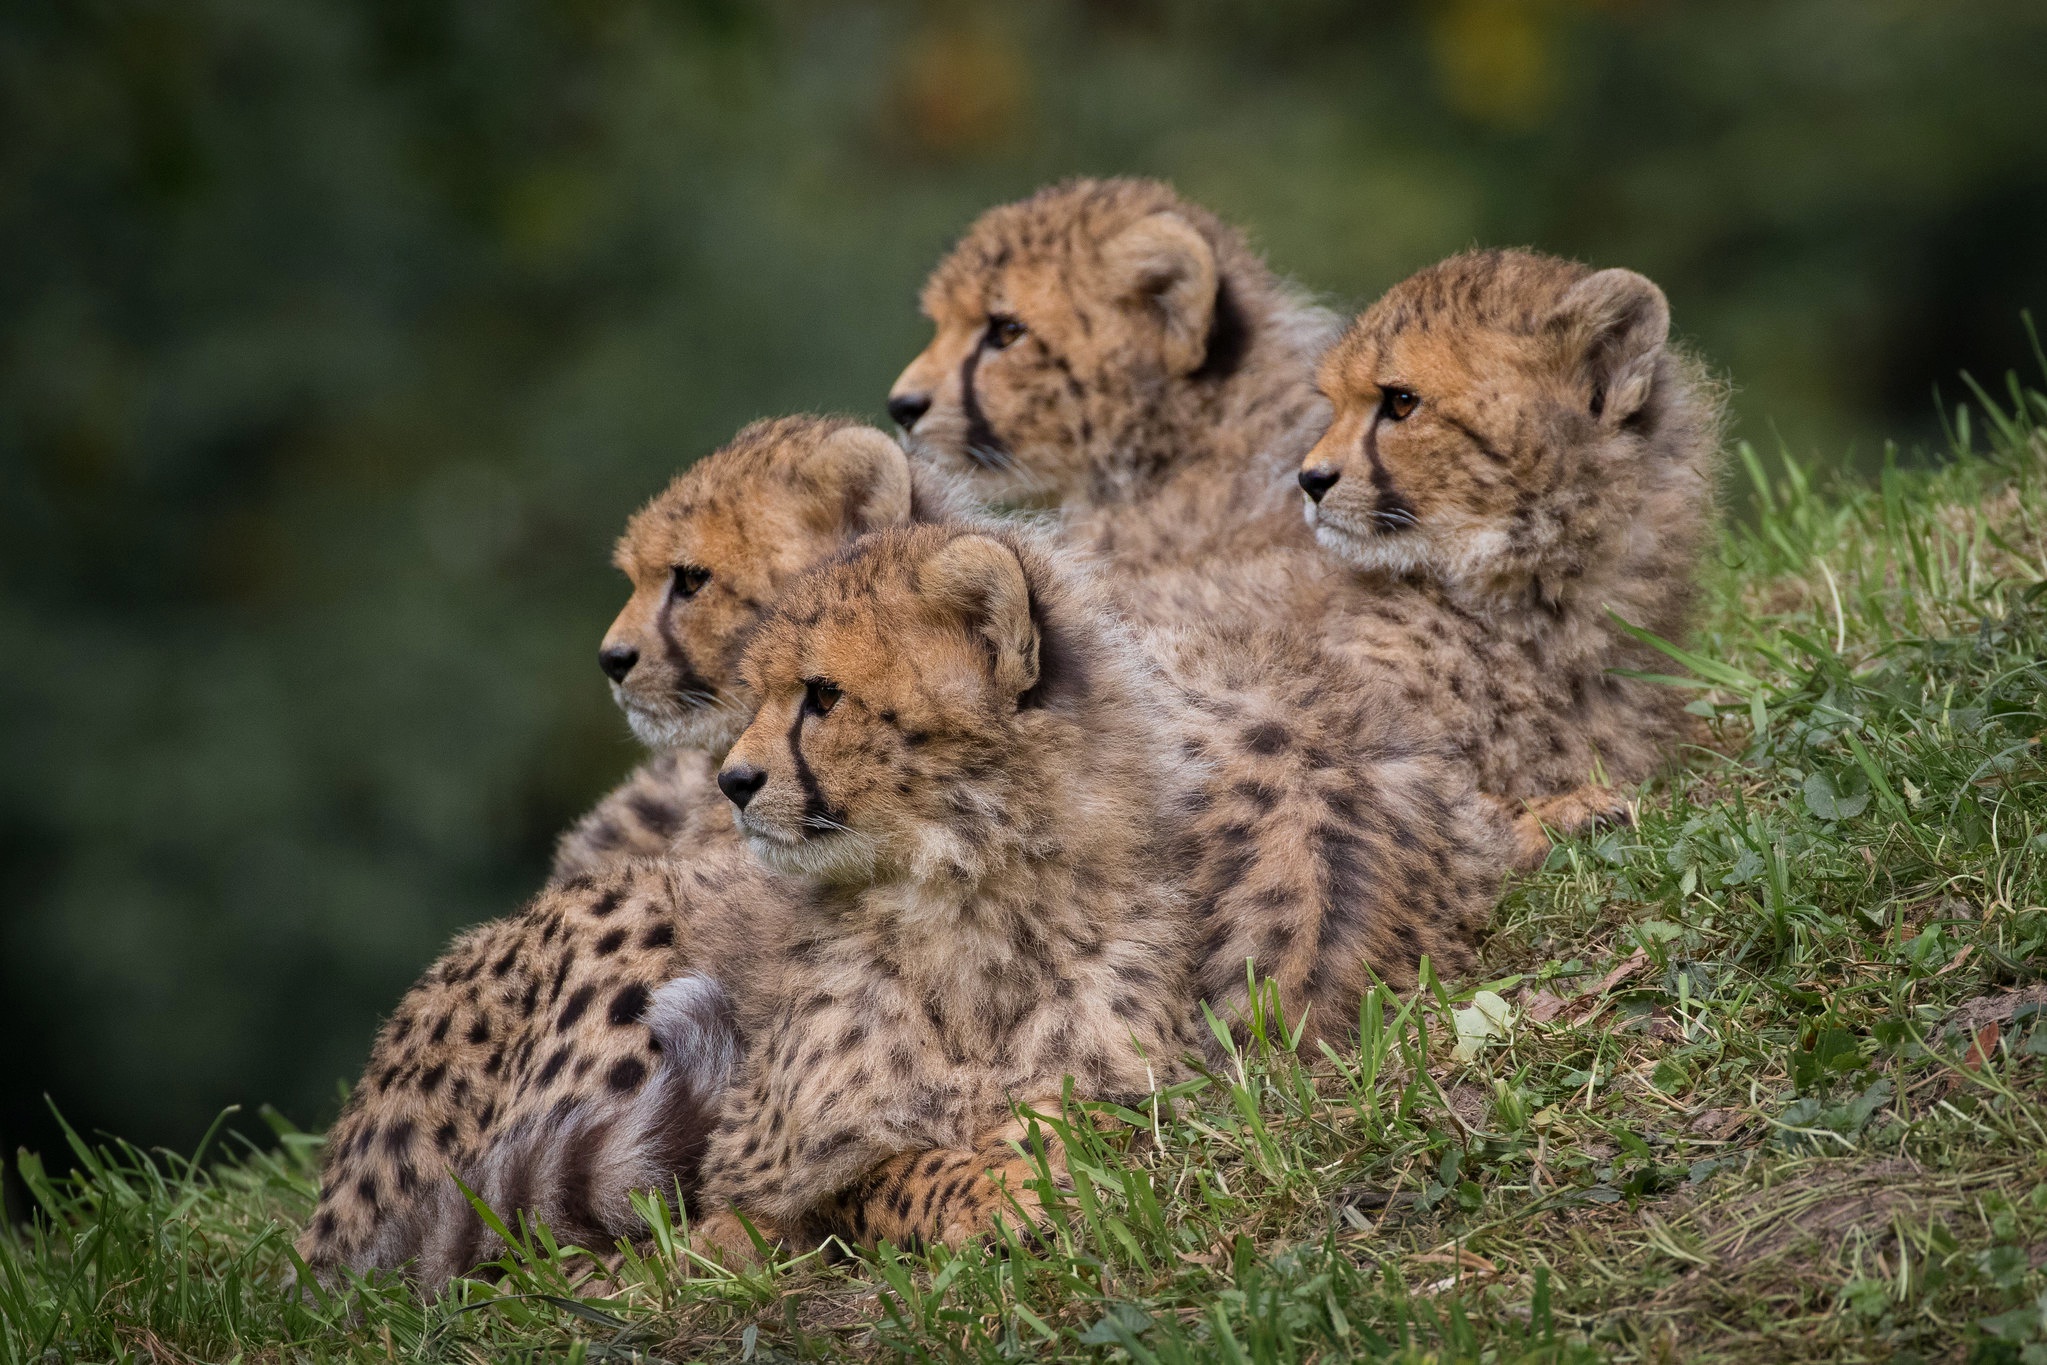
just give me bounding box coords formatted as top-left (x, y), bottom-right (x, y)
top-left (888, 177), bottom-right (1343, 627)
top-left (550, 416), bottom-right (957, 881)
top-left (1299, 250), bottom-right (1724, 865)
top-left (687, 524), bottom-right (1204, 1256)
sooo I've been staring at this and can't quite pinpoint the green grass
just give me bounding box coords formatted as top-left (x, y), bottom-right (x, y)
top-left (8, 349), bottom-right (2047, 1364)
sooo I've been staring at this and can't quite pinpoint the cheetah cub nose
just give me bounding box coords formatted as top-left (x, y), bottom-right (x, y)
top-left (1298, 467), bottom-right (1341, 503)
top-left (717, 763), bottom-right (768, 810)
top-left (598, 644), bottom-right (639, 683)
top-left (887, 393), bottom-right (931, 431)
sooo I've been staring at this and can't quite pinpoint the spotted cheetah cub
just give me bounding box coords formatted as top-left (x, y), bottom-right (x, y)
top-left (1299, 250), bottom-right (1724, 865)
top-left (550, 416), bottom-right (955, 881)
top-left (686, 524), bottom-right (1205, 1256)
top-left (887, 177), bottom-right (1342, 626)
top-left (295, 849), bottom-right (793, 1286)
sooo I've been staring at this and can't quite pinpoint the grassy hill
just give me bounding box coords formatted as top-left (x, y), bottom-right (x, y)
top-left (6, 352), bottom-right (2046, 1363)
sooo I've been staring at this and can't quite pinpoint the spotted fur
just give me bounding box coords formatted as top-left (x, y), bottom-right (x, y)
top-left (1300, 250), bottom-right (1725, 864)
top-left (294, 849), bottom-right (794, 1287)
top-left (1152, 617), bottom-right (1510, 1041)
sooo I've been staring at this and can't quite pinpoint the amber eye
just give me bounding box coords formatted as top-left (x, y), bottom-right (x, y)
top-left (802, 678), bottom-right (842, 716)
top-left (672, 565), bottom-right (711, 598)
top-left (987, 315), bottom-right (1026, 350)
top-left (1381, 386), bottom-right (1419, 421)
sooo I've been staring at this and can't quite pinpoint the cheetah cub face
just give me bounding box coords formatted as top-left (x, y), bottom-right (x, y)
top-left (717, 528), bottom-right (1080, 886)
top-left (888, 179), bottom-right (1245, 508)
top-left (599, 417), bottom-right (912, 750)
top-left (1301, 251), bottom-right (1686, 598)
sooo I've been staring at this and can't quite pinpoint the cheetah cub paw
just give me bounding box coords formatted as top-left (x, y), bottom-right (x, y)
top-left (1502, 785), bottom-right (1636, 871)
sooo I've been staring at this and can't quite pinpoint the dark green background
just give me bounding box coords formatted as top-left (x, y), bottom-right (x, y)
top-left (4, 0), bottom-right (2045, 1199)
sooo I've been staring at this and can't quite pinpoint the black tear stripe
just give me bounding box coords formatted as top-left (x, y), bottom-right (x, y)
top-left (959, 342), bottom-right (1009, 469)
top-left (1362, 422), bottom-right (1420, 534)
top-left (654, 579), bottom-right (718, 705)
top-left (787, 706), bottom-right (849, 833)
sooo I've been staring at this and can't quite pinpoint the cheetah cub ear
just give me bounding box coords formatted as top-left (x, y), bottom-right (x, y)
top-left (1553, 268), bottom-right (1670, 428)
top-left (917, 534), bottom-right (1041, 702)
top-left (799, 424), bottom-right (915, 534)
top-left (1105, 211), bottom-right (1219, 377)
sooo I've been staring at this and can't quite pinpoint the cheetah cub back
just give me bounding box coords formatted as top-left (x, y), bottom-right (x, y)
top-left (1300, 250), bottom-right (1724, 864)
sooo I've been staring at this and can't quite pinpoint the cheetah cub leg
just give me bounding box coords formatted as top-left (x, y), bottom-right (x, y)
top-left (684, 1207), bottom-right (792, 1271)
top-left (1499, 785), bottom-right (1637, 870)
top-left (832, 1115), bottom-right (1065, 1252)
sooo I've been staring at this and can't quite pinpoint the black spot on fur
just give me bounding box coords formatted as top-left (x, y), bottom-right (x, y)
top-left (556, 984), bottom-right (596, 1032)
top-left (548, 950), bottom-right (577, 1005)
top-left (607, 1056), bottom-right (648, 1093)
top-left (1243, 722), bottom-right (1291, 754)
top-left (626, 793), bottom-right (682, 838)
top-left (594, 928), bottom-right (627, 956)
top-left (640, 920), bottom-right (675, 949)
top-left (608, 983), bottom-right (650, 1027)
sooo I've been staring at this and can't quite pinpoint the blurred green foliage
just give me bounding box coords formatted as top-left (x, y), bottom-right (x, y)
top-left (2, 0), bottom-right (2044, 1189)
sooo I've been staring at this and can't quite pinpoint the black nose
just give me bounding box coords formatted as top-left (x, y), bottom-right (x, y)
top-left (1298, 466), bottom-right (1342, 503)
top-left (598, 644), bottom-right (638, 683)
top-left (887, 393), bottom-right (931, 430)
top-left (717, 763), bottom-right (767, 810)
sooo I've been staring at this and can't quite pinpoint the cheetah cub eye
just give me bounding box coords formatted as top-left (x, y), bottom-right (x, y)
top-left (986, 315), bottom-right (1026, 350)
top-left (672, 565), bottom-right (711, 598)
top-left (803, 678), bottom-right (842, 716)
top-left (1380, 386), bottom-right (1419, 422)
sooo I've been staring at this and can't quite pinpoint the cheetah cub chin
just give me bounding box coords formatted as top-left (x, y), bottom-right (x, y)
top-left (688, 524), bottom-right (1205, 1258)
top-left (888, 177), bottom-right (1342, 626)
top-left (550, 416), bottom-right (961, 882)
top-left (1300, 249), bottom-right (1725, 867)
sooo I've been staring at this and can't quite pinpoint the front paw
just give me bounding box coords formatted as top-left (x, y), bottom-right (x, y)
top-left (1505, 787), bottom-right (1635, 871)
top-left (937, 1164), bottom-right (1050, 1249)
top-left (686, 1209), bottom-right (770, 1270)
